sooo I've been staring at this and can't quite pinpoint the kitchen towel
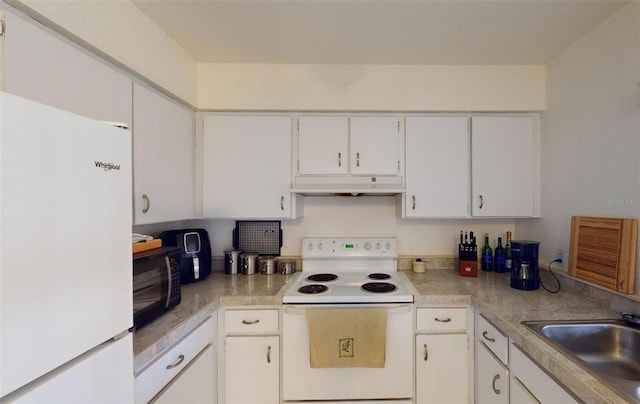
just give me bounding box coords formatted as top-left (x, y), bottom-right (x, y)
top-left (306, 307), bottom-right (387, 368)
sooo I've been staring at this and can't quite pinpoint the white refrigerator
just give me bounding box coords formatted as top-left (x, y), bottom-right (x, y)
top-left (0, 92), bottom-right (133, 402)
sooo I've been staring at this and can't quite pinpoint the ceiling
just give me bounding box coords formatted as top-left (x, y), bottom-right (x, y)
top-left (132, 0), bottom-right (629, 65)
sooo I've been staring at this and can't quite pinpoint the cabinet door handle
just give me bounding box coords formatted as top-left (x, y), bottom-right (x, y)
top-left (242, 319), bottom-right (260, 325)
top-left (267, 345), bottom-right (272, 363)
top-left (412, 195), bottom-right (416, 210)
top-left (142, 194), bottom-right (150, 213)
top-left (492, 374), bottom-right (501, 394)
top-left (435, 317), bottom-right (451, 323)
top-left (479, 194), bottom-right (484, 209)
top-left (281, 196), bottom-right (284, 211)
top-left (166, 354), bottom-right (185, 370)
top-left (482, 331), bottom-right (496, 343)
top-left (356, 152), bottom-right (360, 167)
top-left (423, 343), bottom-right (428, 361)
top-left (338, 152), bottom-right (342, 167)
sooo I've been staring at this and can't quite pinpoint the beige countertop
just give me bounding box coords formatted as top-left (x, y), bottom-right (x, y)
top-left (133, 267), bottom-right (637, 402)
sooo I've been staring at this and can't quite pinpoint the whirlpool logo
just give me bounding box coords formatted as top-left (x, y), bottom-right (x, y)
top-left (94, 161), bottom-right (121, 171)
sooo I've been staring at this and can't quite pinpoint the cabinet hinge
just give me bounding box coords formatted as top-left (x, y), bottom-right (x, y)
top-left (398, 161), bottom-right (400, 171)
top-left (297, 160), bottom-right (300, 172)
top-left (0, 21), bottom-right (5, 36)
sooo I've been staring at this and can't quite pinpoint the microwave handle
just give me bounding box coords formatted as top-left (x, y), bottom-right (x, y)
top-left (165, 256), bottom-right (173, 308)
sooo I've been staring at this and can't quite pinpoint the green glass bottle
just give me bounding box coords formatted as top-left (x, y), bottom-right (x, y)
top-left (494, 237), bottom-right (506, 273)
top-left (481, 233), bottom-right (493, 272)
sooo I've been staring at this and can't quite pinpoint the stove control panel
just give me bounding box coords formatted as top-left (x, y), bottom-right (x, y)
top-left (302, 237), bottom-right (397, 259)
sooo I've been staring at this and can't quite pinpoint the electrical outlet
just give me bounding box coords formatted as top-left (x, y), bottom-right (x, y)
top-left (555, 248), bottom-right (566, 267)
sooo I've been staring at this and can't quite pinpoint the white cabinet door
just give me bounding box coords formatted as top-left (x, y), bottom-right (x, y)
top-left (154, 344), bottom-right (215, 404)
top-left (298, 116), bottom-right (348, 175)
top-left (297, 116), bottom-right (399, 177)
top-left (416, 334), bottom-right (469, 403)
top-left (203, 115), bottom-right (300, 219)
top-left (4, 12), bottom-right (132, 125)
top-left (224, 336), bottom-right (279, 404)
top-left (350, 116), bottom-right (400, 175)
top-left (132, 83), bottom-right (195, 224)
top-left (471, 116), bottom-right (538, 217)
top-left (476, 343), bottom-right (509, 404)
top-left (405, 116), bottom-right (469, 217)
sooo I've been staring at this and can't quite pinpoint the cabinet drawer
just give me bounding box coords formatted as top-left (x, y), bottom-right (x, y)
top-left (476, 313), bottom-right (509, 364)
top-left (225, 309), bottom-right (279, 334)
top-left (135, 316), bottom-right (214, 404)
top-left (416, 307), bottom-right (467, 331)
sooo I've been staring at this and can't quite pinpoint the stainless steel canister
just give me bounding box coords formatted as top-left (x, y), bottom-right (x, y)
top-left (259, 256), bottom-right (278, 275)
top-left (241, 252), bottom-right (259, 275)
top-left (224, 249), bottom-right (242, 275)
top-left (278, 259), bottom-right (296, 275)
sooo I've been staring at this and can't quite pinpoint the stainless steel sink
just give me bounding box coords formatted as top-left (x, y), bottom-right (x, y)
top-left (522, 319), bottom-right (640, 403)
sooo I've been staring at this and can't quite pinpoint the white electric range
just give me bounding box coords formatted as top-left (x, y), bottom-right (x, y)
top-left (282, 236), bottom-right (415, 304)
top-left (281, 237), bottom-right (415, 402)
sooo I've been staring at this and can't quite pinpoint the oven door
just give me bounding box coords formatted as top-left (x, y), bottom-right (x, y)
top-left (282, 304), bottom-right (414, 402)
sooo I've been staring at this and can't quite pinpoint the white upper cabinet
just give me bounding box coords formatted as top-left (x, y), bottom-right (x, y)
top-left (133, 83), bottom-right (195, 224)
top-left (202, 115), bottom-right (302, 219)
top-left (3, 12), bottom-right (132, 125)
top-left (404, 116), bottom-right (470, 217)
top-left (471, 116), bottom-right (540, 217)
top-left (297, 116), bottom-right (400, 176)
top-left (349, 117), bottom-right (400, 175)
top-left (298, 116), bottom-right (349, 175)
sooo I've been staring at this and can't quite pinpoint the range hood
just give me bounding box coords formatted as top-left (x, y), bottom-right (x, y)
top-left (291, 176), bottom-right (404, 196)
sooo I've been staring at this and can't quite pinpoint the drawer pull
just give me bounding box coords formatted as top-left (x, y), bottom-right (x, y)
top-left (166, 354), bottom-right (185, 370)
top-left (435, 317), bottom-right (451, 323)
top-left (242, 319), bottom-right (260, 325)
top-left (423, 343), bottom-right (428, 361)
top-left (492, 374), bottom-right (501, 394)
top-left (482, 331), bottom-right (496, 343)
top-left (267, 345), bottom-right (272, 363)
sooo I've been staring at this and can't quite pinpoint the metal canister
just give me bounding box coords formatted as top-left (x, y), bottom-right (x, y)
top-left (278, 259), bottom-right (296, 275)
top-left (224, 249), bottom-right (242, 275)
top-left (240, 252), bottom-right (259, 275)
top-left (259, 256), bottom-right (278, 275)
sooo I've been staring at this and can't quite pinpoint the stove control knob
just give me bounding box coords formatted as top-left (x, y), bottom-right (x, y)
top-left (307, 242), bottom-right (314, 251)
top-left (385, 242), bottom-right (392, 250)
top-left (364, 241), bottom-right (372, 250)
top-left (375, 242), bottom-right (382, 250)
top-left (317, 242), bottom-right (324, 250)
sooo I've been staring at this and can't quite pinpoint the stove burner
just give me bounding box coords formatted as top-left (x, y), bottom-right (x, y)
top-left (306, 273), bottom-right (338, 282)
top-left (361, 282), bottom-right (397, 293)
top-left (368, 273), bottom-right (392, 280)
top-left (298, 284), bottom-right (329, 294)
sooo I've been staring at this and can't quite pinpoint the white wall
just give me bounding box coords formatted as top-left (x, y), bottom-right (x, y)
top-left (515, 3), bottom-right (640, 292)
top-left (12, 0), bottom-right (198, 106)
top-left (198, 64), bottom-right (545, 111)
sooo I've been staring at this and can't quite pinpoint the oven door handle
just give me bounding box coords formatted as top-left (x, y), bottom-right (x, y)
top-left (283, 304), bottom-right (412, 315)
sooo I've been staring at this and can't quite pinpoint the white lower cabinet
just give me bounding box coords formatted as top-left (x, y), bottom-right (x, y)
top-left (476, 313), bottom-right (576, 404)
top-left (415, 307), bottom-right (471, 403)
top-left (154, 343), bottom-right (215, 404)
top-left (221, 308), bottom-right (280, 404)
top-left (476, 342), bottom-right (509, 403)
top-left (224, 336), bottom-right (279, 403)
top-left (134, 316), bottom-right (216, 404)
top-left (509, 344), bottom-right (577, 403)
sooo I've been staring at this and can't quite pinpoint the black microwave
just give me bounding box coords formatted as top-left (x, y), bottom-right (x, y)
top-left (133, 247), bottom-right (182, 328)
